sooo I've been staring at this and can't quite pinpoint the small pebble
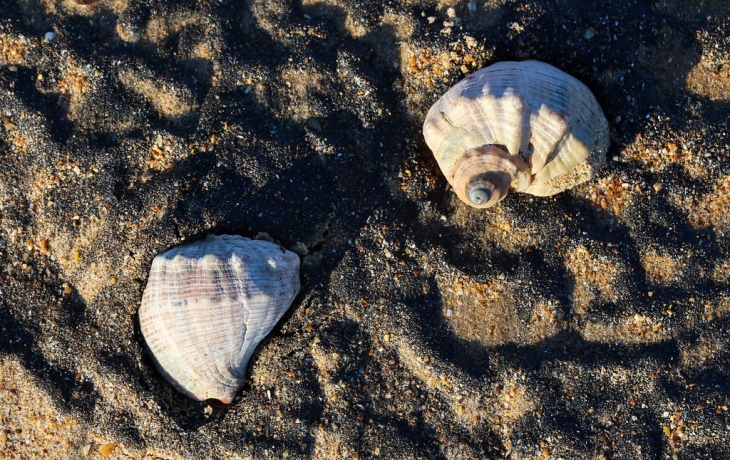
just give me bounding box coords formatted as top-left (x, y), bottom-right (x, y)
top-left (141, 169), bottom-right (155, 182)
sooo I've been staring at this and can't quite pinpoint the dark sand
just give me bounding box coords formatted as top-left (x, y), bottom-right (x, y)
top-left (1, 0), bottom-right (729, 458)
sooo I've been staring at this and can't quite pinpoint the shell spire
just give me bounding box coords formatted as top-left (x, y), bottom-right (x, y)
top-left (423, 60), bottom-right (609, 208)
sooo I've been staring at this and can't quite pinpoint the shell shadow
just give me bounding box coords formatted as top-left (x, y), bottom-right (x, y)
top-left (389, 183), bottom-right (729, 456)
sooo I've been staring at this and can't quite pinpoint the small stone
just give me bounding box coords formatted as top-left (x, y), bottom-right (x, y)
top-left (290, 242), bottom-right (309, 256)
top-left (100, 443), bottom-right (117, 457)
top-left (307, 117), bottom-right (322, 132)
top-left (254, 232), bottom-right (274, 242)
top-left (141, 169), bottom-right (155, 182)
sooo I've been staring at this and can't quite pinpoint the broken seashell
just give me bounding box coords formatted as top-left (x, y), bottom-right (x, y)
top-left (139, 234), bottom-right (300, 403)
top-left (423, 60), bottom-right (609, 208)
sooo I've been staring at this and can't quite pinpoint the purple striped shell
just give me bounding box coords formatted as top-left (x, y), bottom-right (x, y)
top-left (139, 235), bottom-right (300, 403)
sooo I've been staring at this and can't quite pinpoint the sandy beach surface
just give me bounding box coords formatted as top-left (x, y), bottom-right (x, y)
top-left (1, 0), bottom-right (729, 458)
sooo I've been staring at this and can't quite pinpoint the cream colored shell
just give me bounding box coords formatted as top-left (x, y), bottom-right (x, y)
top-left (139, 234), bottom-right (300, 403)
top-left (423, 60), bottom-right (609, 208)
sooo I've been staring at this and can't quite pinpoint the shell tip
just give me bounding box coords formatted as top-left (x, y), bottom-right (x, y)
top-left (465, 181), bottom-right (494, 207)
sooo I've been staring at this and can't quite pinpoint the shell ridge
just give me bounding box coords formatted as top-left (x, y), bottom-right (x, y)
top-left (530, 107), bottom-right (571, 176)
top-left (233, 270), bottom-right (253, 380)
top-left (461, 81), bottom-right (499, 148)
top-left (483, 92), bottom-right (524, 155)
top-left (523, 70), bottom-right (572, 174)
top-left (432, 107), bottom-right (479, 178)
top-left (141, 257), bottom-right (209, 401)
top-left (144, 326), bottom-right (201, 400)
top-left (533, 134), bottom-right (584, 183)
top-left (506, 70), bottom-right (532, 156)
top-left (215, 260), bottom-right (250, 392)
top-left (193, 259), bottom-right (240, 399)
top-left (463, 98), bottom-right (492, 146)
top-left (444, 92), bottom-right (489, 148)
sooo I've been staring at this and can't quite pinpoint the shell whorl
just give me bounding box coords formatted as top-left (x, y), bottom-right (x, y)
top-left (423, 60), bottom-right (609, 208)
top-left (452, 145), bottom-right (530, 208)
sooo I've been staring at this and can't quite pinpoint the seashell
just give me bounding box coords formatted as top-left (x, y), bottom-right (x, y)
top-left (139, 234), bottom-right (300, 403)
top-left (423, 60), bottom-right (609, 208)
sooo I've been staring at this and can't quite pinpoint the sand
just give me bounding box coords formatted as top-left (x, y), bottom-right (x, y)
top-left (0, 0), bottom-right (728, 458)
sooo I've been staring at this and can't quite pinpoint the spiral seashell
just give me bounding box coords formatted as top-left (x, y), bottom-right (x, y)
top-left (423, 60), bottom-right (609, 208)
top-left (139, 235), bottom-right (300, 403)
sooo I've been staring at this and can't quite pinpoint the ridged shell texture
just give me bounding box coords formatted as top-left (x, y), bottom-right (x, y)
top-left (423, 60), bottom-right (609, 208)
top-left (139, 235), bottom-right (300, 403)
